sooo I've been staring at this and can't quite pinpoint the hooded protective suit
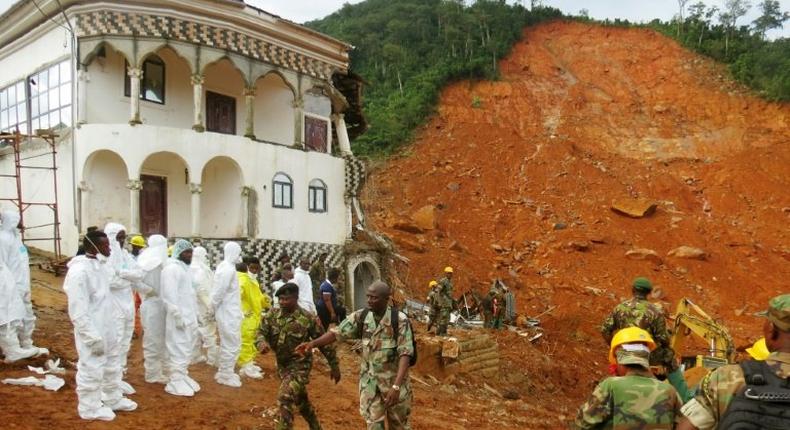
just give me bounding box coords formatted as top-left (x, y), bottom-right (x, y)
top-left (0, 254), bottom-right (33, 362)
top-left (237, 270), bottom-right (264, 378)
top-left (64, 253), bottom-right (136, 421)
top-left (161, 239), bottom-right (200, 396)
top-left (138, 235), bottom-right (169, 383)
top-left (210, 241), bottom-right (243, 387)
top-left (190, 246), bottom-right (218, 366)
top-left (103, 223), bottom-right (144, 394)
top-left (0, 210), bottom-right (43, 354)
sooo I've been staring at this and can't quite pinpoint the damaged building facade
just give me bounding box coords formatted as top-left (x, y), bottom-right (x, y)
top-left (0, 0), bottom-right (378, 309)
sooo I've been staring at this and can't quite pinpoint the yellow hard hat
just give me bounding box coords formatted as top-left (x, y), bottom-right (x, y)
top-left (746, 338), bottom-right (770, 361)
top-left (130, 235), bottom-right (146, 248)
top-left (609, 327), bottom-right (656, 364)
top-left (444, 266), bottom-right (453, 273)
top-left (429, 280), bottom-right (438, 287)
top-left (167, 245), bottom-right (173, 257)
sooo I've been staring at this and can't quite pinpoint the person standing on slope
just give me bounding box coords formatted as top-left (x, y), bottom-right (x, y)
top-left (190, 246), bottom-right (219, 366)
top-left (137, 235), bottom-right (169, 384)
top-left (293, 257), bottom-right (317, 316)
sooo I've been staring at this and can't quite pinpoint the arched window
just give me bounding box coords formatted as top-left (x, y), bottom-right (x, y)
top-left (272, 172), bottom-right (293, 209)
top-left (124, 54), bottom-right (165, 104)
top-left (308, 179), bottom-right (327, 213)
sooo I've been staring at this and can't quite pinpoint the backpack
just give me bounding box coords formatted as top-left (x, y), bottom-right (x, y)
top-left (719, 360), bottom-right (790, 430)
top-left (356, 306), bottom-right (418, 367)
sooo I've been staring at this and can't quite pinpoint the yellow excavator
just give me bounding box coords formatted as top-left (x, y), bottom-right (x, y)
top-left (669, 297), bottom-right (736, 388)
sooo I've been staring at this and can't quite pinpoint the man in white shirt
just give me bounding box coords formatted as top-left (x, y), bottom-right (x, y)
top-left (293, 258), bottom-right (316, 315)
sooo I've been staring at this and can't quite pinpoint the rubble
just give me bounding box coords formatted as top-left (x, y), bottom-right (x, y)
top-left (611, 198), bottom-right (658, 218)
top-left (667, 246), bottom-right (708, 260)
top-left (625, 248), bottom-right (663, 264)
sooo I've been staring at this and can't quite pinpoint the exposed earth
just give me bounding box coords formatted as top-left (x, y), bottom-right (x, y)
top-left (1, 21), bottom-right (789, 429)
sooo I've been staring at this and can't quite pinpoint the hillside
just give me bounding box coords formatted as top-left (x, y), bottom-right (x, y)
top-left (364, 18), bottom-right (790, 406)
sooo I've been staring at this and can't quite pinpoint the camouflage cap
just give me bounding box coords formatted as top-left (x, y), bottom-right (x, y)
top-left (615, 346), bottom-right (650, 369)
top-left (755, 294), bottom-right (790, 332)
top-left (632, 277), bottom-right (653, 292)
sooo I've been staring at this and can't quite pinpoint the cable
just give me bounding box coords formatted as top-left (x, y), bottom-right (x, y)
top-left (54, 0), bottom-right (74, 33)
top-left (31, 0), bottom-right (72, 34)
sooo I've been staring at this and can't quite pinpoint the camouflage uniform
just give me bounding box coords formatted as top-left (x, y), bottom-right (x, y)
top-left (680, 352), bottom-right (790, 429)
top-left (485, 282), bottom-right (505, 329)
top-left (426, 285), bottom-right (440, 328)
top-left (435, 277), bottom-right (454, 335)
top-left (600, 297), bottom-right (676, 370)
top-left (331, 306), bottom-right (415, 430)
top-left (257, 307), bottom-right (339, 430)
top-left (574, 368), bottom-right (682, 429)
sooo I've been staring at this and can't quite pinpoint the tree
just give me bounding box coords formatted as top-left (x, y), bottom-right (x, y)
top-left (719, 0), bottom-right (752, 57)
top-left (677, 0), bottom-right (691, 37)
top-left (752, 0), bottom-right (790, 39)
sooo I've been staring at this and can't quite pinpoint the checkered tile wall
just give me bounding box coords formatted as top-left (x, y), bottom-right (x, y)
top-left (74, 11), bottom-right (337, 80)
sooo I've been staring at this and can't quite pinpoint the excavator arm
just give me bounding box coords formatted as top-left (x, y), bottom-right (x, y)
top-left (670, 298), bottom-right (736, 369)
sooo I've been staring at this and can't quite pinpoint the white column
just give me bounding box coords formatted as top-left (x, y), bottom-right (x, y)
top-left (333, 113), bottom-right (352, 155)
top-left (191, 74), bottom-right (205, 132)
top-left (190, 183), bottom-right (202, 238)
top-left (241, 186), bottom-right (251, 237)
top-left (126, 179), bottom-right (142, 234)
top-left (128, 66), bottom-right (143, 125)
top-left (78, 181), bottom-right (91, 232)
top-left (77, 68), bottom-right (89, 125)
top-left (293, 98), bottom-right (304, 148)
top-left (243, 86), bottom-right (255, 138)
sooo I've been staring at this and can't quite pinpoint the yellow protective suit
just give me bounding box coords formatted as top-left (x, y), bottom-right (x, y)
top-left (237, 271), bottom-right (267, 366)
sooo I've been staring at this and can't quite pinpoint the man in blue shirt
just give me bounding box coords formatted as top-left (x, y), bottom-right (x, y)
top-left (316, 268), bottom-right (345, 329)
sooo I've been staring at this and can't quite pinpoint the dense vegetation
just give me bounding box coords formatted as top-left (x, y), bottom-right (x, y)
top-left (308, 0), bottom-right (788, 155)
top-left (309, 0), bottom-right (563, 155)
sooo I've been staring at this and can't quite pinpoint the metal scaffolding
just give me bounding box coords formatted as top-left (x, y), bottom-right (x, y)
top-left (0, 130), bottom-right (62, 259)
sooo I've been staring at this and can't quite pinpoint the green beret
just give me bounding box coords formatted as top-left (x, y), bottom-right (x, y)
top-left (632, 277), bottom-right (653, 292)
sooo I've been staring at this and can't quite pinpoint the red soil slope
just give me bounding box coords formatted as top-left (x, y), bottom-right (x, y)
top-left (365, 19), bottom-right (790, 418)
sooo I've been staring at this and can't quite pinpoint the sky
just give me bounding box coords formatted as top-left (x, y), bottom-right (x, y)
top-left (0, 0), bottom-right (787, 37)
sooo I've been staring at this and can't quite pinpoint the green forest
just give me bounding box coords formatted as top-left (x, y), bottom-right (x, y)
top-left (308, 0), bottom-right (789, 155)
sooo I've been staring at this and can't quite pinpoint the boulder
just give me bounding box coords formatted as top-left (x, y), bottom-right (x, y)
top-left (393, 235), bottom-right (426, 253)
top-left (611, 198), bottom-right (657, 218)
top-left (411, 205), bottom-right (437, 231)
top-left (625, 248), bottom-right (663, 264)
top-left (668, 246), bottom-right (708, 260)
top-left (392, 220), bottom-right (424, 234)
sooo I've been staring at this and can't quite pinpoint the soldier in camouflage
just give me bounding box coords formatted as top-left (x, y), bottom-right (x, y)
top-left (600, 277), bottom-right (676, 371)
top-left (296, 281), bottom-right (415, 430)
top-left (425, 281), bottom-right (440, 332)
top-left (435, 267), bottom-right (455, 336)
top-left (256, 283), bottom-right (340, 430)
top-left (485, 279), bottom-right (506, 330)
top-left (677, 294), bottom-right (790, 430)
top-left (574, 345), bottom-right (683, 429)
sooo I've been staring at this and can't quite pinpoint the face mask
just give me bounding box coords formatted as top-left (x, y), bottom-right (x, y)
top-left (96, 254), bottom-right (109, 263)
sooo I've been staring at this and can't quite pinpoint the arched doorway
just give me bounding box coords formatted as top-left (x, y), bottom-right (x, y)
top-left (82, 150), bottom-right (130, 230)
top-left (352, 261), bottom-right (379, 311)
top-left (139, 152), bottom-right (191, 237)
top-left (200, 156), bottom-right (243, 237)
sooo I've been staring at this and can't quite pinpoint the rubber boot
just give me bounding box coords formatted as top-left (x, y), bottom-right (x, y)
top-left (667, 368), bottom-right (693, 403)
top-left (1, 326), bottom-right (38, 363)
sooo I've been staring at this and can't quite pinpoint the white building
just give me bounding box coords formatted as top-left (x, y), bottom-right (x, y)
top-left (0, 0), bottom-right (380, 309)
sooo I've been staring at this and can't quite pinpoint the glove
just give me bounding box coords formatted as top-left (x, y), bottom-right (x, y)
top-left (146, 289), bottom-right (158, 299)
top-left (87, 339), bottom-right (104, 356)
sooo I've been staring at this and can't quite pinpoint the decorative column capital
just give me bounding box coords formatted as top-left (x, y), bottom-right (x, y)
top-left (243, 86), bottom-right (256, 97)
top-left (331, 113), bottom-right (345, 122)
top-left (127, 67), bottom-right (143, 79)
top-left (292, 98), bottom-right (304, 109)
top-left (126, 179), bottom-right (143, 191)
top-left (78, 180), bottom-right (91, 192)
top-left (189, 183), bottom-right (203, 194)
top-left (190, 74), bottom-right (205, 86)
top-left (240, 185), bottom-right (252, 197)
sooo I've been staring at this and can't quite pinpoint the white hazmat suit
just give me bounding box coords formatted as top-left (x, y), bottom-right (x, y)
top-left (0, 254), bottom-right (34, 362)
top-left (161, 239), bottom-right (201, 397)
top-left (210, 241), bottom-right (243, 387)
top-left (104, 223), bottom-right (144, 395)
top-left (137, 235), bottom-right (168, 384)
top-left (293, 265), bottom-right (317, 315)
top-left (0, 210), bottom-right (46, 356)
top-left (190, 246), bottom-right (219, 366)
top-left (64, 251), bottom-right (137, 421)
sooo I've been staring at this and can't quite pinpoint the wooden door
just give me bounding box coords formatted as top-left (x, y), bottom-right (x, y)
top-left (140, 175), bottom-right (167, 237)
top-left (206, 91), bottom-right (236, 135)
